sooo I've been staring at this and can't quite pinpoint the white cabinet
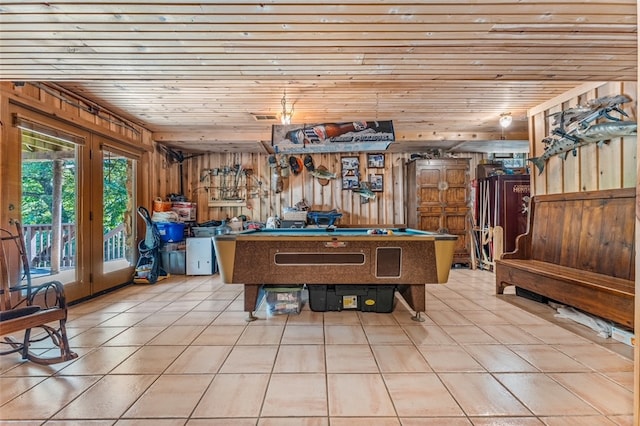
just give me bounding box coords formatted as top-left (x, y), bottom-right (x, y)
top-left (186, 237), bottom-right (215, 275)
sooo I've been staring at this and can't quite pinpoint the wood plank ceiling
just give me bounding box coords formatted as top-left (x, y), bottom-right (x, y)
top-left (0, 1), bottom-right (637, 153)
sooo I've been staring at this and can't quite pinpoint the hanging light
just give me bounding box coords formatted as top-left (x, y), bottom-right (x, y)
top-left (281, 90), bottom-right (294, 125)
top-left (499, 112), bottom-right (513, 128)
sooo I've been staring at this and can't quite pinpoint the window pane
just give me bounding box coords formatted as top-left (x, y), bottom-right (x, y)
top-left (103, 149), bottom-right (136, 273)
top-left (21, 129), bottom-right (78, 285)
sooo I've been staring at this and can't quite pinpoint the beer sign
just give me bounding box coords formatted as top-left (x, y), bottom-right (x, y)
top-left (272, 120), bottom-right (395, 154)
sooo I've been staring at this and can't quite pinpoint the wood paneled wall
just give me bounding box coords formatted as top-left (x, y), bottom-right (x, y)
top-left (0, 82), bottom-right (155, 228)
top-left (528, 81), bottom-right (637, 196)
top-left (152, 151), bottom-right (486, 225)
top-left (0, 82), bottom-right (149, 145)
top-left (0, 81), bottom-right (486, 227)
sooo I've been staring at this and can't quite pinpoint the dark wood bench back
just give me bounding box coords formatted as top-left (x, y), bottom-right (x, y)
top-left (528, 188), bottom-right (635, 281)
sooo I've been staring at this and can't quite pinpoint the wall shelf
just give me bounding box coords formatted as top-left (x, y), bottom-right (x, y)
top-left (208, 198), bottom-right (247, 208)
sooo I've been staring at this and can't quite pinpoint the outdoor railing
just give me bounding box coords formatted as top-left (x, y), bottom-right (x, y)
top-left (22, 223), bottom-right (127, 269)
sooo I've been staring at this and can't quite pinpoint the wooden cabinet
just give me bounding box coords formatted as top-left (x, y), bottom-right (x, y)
top-left (406, 159), bottom-right (472, 265)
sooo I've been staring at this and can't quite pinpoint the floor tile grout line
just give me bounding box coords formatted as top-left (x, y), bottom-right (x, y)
top-left (0, 269), bottom-right (635, 423)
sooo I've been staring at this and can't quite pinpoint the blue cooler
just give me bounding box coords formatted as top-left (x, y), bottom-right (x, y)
top-left (155, 222), bottom-right (186, 242)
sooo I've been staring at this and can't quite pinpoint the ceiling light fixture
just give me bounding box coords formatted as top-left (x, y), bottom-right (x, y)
top-left (281, 90), bottom-right (294, 125)
top-left (499, 112), bottom-right (513, 128)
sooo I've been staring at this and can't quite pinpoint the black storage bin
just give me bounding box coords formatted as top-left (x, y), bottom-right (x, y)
top-left (308, 285), bottom-right (396, 313)
top-left (280, 220), bottom-right (307, 228)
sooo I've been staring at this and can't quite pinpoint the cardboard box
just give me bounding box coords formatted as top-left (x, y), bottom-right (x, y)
top-left (171, 202), bottom-right (197, 222)
top-left (282, 210), bottom-right (308, 221)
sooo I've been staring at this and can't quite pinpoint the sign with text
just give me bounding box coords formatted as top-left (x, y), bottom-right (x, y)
top-left (272, 120), bottom-right (394, 154)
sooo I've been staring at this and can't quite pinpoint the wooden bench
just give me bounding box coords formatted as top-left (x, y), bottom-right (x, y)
top-left (0, 222), bottom-right (77, 365)
top-left (495, 188), bottom-right (635, 329)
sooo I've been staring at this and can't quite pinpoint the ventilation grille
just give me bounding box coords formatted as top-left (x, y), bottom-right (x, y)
top-left (251, 113), bottom-right (278, 121)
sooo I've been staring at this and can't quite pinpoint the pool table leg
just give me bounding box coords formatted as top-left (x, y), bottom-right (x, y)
top-left (243, 284), bottom-right (260, 322)
top-left (398, 284), bottom-right (426, 322)
top-left (411, 312), bottom-right (425, 322)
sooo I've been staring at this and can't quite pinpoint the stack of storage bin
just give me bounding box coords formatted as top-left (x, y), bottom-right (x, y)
top-left (160, 242), bottom-right (186, 275)
top-left (155, 222), bottom-right (187, 275)
top-left (152, 197), bottom-right (189, 276)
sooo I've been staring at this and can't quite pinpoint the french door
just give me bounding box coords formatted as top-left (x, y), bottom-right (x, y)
top-left (90, 137), bottom-right (138, 294)
top-left (14, 107), bottom-right (139, 301)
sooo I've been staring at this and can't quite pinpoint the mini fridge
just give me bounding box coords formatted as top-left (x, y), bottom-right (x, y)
top-left (186, 237), bottom-right (216, 275)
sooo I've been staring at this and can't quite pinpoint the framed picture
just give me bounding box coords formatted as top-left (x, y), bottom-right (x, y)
top-left (341, 156), bottom-right (359, 171)
top-left (341, 156), bottom-right (360, 190)
top-left (342, 175), bottom-right (360, 190)
top-left (369, 174), bottom-right (383, 192)
top-left (367, 153), bottom-right (385, 168)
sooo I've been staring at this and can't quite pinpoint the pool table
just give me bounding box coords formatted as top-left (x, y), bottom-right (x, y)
top-left (213, 227), bottom-right (457, 321)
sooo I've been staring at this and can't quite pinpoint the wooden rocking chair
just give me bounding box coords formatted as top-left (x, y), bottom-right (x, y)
top-left (0, 221), bottom-right (78, 365)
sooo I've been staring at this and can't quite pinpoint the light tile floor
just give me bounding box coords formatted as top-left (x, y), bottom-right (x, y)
top-left (0, 268), bottom-right (634, 425)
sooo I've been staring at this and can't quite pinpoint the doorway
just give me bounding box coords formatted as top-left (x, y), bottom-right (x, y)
top-left (14, 109), bottom-right (139, 301)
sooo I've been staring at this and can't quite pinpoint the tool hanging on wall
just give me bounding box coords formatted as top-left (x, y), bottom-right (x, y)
top-left (156, 144), bottom-right (203, 197)
top-left (231, 164), bottom-right (244, 200)
top-left (289, 156), bottom-right (303, 175)
top-left (278, 154), bottom-right (290, 178)
top-left (215, 164), bottom-right (246, 201)
top-left (268, 155), bottom-right (283, 194)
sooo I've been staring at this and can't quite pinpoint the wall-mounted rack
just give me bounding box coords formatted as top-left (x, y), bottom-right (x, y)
top-left (203, 165), bottom-right (262, 208)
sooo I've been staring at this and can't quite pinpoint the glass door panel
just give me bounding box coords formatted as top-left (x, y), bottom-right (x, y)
top-left (20, 129), bottom-right (80, 289)
top-left (92, 144), bottom-right (137, 292)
